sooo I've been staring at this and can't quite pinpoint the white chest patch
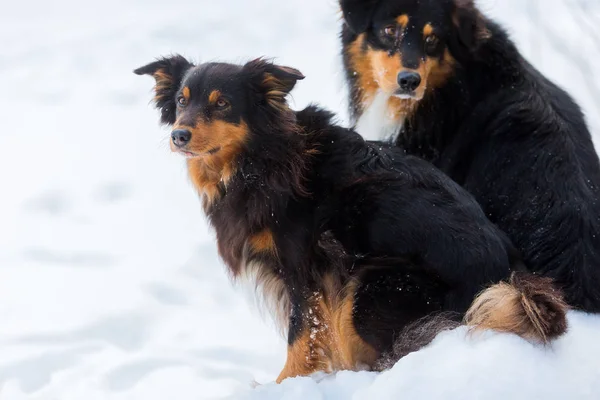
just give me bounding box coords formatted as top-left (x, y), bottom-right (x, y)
top-left (355, 91), bottom-right (404, 143)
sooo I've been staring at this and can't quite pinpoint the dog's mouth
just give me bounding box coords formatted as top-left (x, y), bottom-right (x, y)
top-left (174, 147), bottom-right (221, 158)
top-left (392, 90), bottom-right (423, 101)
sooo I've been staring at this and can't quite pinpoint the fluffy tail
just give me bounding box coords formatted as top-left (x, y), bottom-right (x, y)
top-left (376, 273), bottom-right (569, 370)
top-left (465, 272), bottom-right (569, 344)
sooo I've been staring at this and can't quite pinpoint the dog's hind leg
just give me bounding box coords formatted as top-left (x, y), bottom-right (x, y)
top-left (351, 261), bottom-right (448, 357)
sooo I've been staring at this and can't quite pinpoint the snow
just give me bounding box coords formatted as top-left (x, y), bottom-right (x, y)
top-left (1, 0), bottom-right (599, 399)
top-left (236, 313), bottom-right (600, 399)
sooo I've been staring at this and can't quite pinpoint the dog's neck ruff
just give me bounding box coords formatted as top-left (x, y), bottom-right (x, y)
top-left (355, 90), bottom-right (404, 143)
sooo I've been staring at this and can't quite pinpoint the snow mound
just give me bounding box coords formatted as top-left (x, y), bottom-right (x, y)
top-left (232, 312), bottom-right (600, 400)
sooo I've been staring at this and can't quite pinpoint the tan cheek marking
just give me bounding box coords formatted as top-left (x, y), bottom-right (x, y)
top-left (187, 120), bottom-right (248, 155)
top-left (396, 14), bottom-right (409, 28)
top-left (368, 49), bottom-right (402, 94)
top-left (185, 120), bottom-right (249, 207)
top-left (208, 90), bottom-right (221, 104)
top-left (424, 49), bottom-right (456, 89)
top-left (347, 33), bottom-right (378, 106)
top-left (423, 23), bottom-right (433, 36)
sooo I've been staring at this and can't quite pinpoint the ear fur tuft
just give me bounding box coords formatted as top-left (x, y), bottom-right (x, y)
top-left (244, 58), bottom-right (305, 110)
top-left (134, 54), bottom-right (194, 124)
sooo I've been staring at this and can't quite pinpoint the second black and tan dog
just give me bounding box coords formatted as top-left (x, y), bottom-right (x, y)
top-left (340, 0), bottom-right (600, 312)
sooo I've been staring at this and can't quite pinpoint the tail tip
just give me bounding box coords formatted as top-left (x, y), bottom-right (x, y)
top-left (465, 272), bottom-right (568, 344)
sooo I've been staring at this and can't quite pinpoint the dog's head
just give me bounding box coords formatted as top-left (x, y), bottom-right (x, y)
top-left (341, 0), bottom-right (489, 100)
top-left (134, 56), bottom-right (304, 162)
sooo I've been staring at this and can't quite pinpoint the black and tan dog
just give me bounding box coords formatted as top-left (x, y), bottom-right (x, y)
top-left (340, 0), bottom-right (600, 312)
top-left (135, 57), bottom-right (567, 381)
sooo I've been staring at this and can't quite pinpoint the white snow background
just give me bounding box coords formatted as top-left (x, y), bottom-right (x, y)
top-left (1, 0), bottom-right (600, 399)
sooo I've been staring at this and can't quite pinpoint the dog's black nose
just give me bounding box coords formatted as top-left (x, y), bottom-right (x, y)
top-left (171, 129), bottom-right (191, 147)
top-left (397, 71), bottom-right (422, 92)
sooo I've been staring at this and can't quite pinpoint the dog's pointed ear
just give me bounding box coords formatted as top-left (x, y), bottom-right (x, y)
top-left (340, 0), bottom-right (379, 33)
top-left (134, 54), bottom-right (193, 125)
top-left (244, 58), bottom-right (305, 109)
top-left (453, 0), bottom-right (491, 52)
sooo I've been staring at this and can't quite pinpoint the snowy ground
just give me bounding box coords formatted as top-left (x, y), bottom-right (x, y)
top-left (1, 0), bottom-right (600, 399)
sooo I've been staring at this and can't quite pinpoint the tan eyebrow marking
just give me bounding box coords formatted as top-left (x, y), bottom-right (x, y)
top-left (396, 14), bottom-right (409, 28)
top-left (423, 23), bottom-right (434, 36)
top-left (208, 90), bottom-right (221, 104)
top-left (182, 86), bottom-right (190, 100)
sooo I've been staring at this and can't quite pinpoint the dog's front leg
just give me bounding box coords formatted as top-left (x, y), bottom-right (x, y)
top-left (276, 294), bottom-right (333, 383)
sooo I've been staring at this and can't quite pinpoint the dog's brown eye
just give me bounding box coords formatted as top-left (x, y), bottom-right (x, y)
top-left (425, 34), bottom-right (440, 54)
top-left (177, 96), bottom-right (187, 107)
top-left (216, 99), bottom-right (229, 108)
top-left (383, 25), bottom-right (397, 38)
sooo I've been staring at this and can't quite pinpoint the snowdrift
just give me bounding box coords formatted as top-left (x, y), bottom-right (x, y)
top-left (233, 312), bottom-right (600, 400)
